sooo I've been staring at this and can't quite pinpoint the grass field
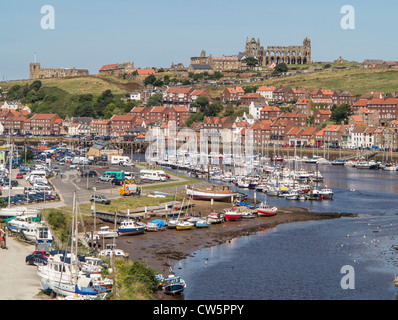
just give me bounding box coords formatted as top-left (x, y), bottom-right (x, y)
top-left (1, 74), bottom-right (143, 97)
top-left (205, 67), bottom-right (398, 98)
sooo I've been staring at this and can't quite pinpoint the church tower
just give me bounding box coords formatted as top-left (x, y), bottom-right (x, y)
top-left (29, 62), bottom-right (41, 80)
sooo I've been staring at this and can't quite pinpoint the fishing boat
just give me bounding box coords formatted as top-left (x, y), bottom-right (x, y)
top-left (186, 185), bottom-right (238, 201)
top-left (175, 221), bottom-right (194, 230)
top-left (118, 219), bottom-right (145, 236)
top-left (161, 274), bottom-right (186, 295)
top-left (207, 213), bottom-right (224, 224)
top-left (224, 208), bottom-right (242, 221)
top-left (319, 188), bottom-right (334, 199)
top-left (21, 224), bottom-right (53, 245)
top-left (310, 188), bottom-right (334, 200)
top-left (356, 161), bottom-right (370, 169)
top-left (257, 202), bottom-right (278, 217)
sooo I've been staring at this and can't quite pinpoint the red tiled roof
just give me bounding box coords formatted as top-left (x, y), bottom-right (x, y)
top-left (354, 100), bottom-right (369, 107)
top-left (136, 69), bottom-right (155, 75)
top-left (257, 86), bottom-right (275, 92)
top-left (296, 99), bottom-right (310, 105)
top-left (261, 106), bottom-right (281, 112)
top-left (100, 64), bottom-right (118, 71)
top-left (368, 98), bottom-right (398, 105)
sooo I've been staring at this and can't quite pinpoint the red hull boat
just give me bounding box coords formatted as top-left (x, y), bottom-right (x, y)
top-left (257, 203), bottom-right (278, 217)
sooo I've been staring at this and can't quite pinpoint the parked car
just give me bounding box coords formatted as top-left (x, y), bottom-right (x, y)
top-left (111, 178), bottom-right (124, 186)
top-left (90, 194), bottom-right (111, 205)
top-left (97, 175), bottom-right (112, 182)
top-left (16, 173), bottom-right (23, 179)
top-left (121, 161), bottom-right (135, 167)
top-left (81, 170), bottom-right (99, 177)
top-left (25, 251), bottom-right (48, 266)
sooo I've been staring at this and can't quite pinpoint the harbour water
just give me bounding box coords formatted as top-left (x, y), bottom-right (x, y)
top-left (170, 164), bottom-right (398, 300)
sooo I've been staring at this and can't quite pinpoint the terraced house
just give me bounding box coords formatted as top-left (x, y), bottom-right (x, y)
top-left (29, 113), bottom-right (62, 135)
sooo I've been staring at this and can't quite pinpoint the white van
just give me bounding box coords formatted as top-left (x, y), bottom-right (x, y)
top-left (111, 156), bottom-right (130, 165)
top-left (26, 170), bottom-right (47, 181)
top-left (71, 156), bottom-right (88, 164)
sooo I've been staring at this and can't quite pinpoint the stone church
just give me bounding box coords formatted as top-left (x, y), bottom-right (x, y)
top-left (29, 62), bottom-right (89, 80)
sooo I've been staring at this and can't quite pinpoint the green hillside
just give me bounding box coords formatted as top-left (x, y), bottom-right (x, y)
top-left (0, 74), bottom-right (142, 97)
top-left (205, 67), bottom-right (398, 98)
top-left (0, 75), bottom-right (143, 118)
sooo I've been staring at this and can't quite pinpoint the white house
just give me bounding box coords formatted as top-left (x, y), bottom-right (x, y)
top-left (249, 102), bottom-right (268, 120)
top-left (129, 92), bottom-right (142, 101)
top-left (256, 86), bottom-right (275, 101)
top-left (351, 126), bottom-right (366, 149)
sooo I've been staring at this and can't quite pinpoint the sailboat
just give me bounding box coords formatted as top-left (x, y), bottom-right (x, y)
top-left (38, 192), bottom-right (109, 299)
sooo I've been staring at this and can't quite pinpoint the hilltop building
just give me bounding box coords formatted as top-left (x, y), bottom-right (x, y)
top-left (29, 62), bottom-right (89, 80)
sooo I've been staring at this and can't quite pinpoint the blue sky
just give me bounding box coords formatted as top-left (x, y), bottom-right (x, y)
top-left (0, 0), bottom-right (396, 80)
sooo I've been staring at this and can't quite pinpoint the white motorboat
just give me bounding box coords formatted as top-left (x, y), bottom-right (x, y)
top-left (356, 161), bottom-right (370, 169)
top-left (285, 191), bottom-right (299, 200)
top-left (207, 213), bottom-right (224, 224)
top-left (0, 207), bottom-right (40, 218)
top-left (6, 214), bottom-right (39, 233)
top-left (21, 224), bottom-right (53, 244)
top-left (98, 226), bottom-right (118, 238)
top-left (237, 180), bottom-right (249, 188)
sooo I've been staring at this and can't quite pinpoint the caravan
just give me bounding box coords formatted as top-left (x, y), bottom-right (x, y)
top-left (140, 170), bottom-right (167, 182)
top-left (111, 156), bottom-right (130, 165)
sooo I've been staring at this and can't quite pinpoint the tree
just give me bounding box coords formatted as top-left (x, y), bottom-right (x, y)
top-left (185, 112), bottom-right (204, 127)
top-left (273, 63), bottom-right (288, 74)
top-left (243, 57), bottom-right (258, 70)
top-left (193, 96), bottom-right (209, 112)
top-left (144, 74), bottom-right (156, 86)
top-left (29, 80), bottom-right (42, 92)
top-left (96, 90), bottom-right (114, 117)
top-left (21, 148), bottom-right (34, 162)
top-left (330, 103), bottom-right (353, 124)
top-left (146, 92), bottom-right (163, 107)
